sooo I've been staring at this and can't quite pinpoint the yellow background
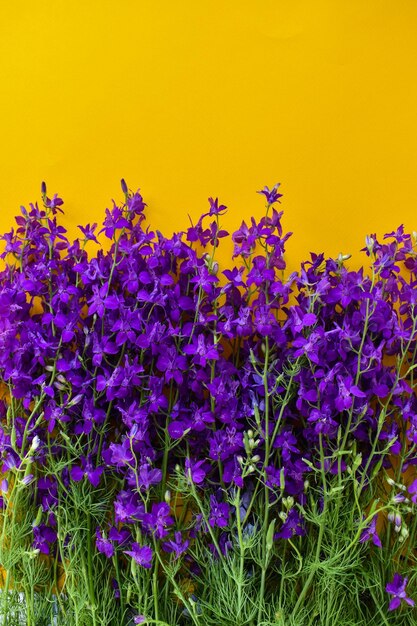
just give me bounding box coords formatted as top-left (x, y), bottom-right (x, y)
top-left (0, 1), bottom-right (417, 270)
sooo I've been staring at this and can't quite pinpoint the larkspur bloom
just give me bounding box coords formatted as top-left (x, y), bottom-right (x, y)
top-left (123, 543), bottom-right (153, 569)
top-left (386, 574), bottom-right (415, 611)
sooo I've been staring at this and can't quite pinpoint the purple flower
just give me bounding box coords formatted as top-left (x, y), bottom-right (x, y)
top-left (185, 458), bottom-right (207, 484)
top-left (32, 524), bottom-right (57, 555)
top-left (123, 543), bottom-right (153, 569)
top-left (408, 478), bottom-right (417, 503)
top-left (70, 455), bottom-right (104, 488)
top-left (386, 573), bottom-right (415, 611)
top-left (142, 502), bottom-right (174, 538)
top-left (208, 495), bottom-right (230, 528)
top-left (78, 222), bottom-right (98, 243)
top-left (162, 531), bottom-right (190, 558)
top-left (207, 197), bottom-right (227, 217)
top-left (95, 528), bottom-right (114, 558)
top-left (359, 515), bottom-right (382, 548)
top-left (257, 183), bottom-right (282, 205)
top-left (275, 509), bottom-right (306, 539)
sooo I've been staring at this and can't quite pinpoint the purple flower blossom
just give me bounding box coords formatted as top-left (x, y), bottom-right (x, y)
top-left (70, 455), bottom-right (104, 488)
top-left (95, 528), bottom-right (114, 558)
top-left (275, 509), bottom-right (306, 539)
top-left (386, 574), bottom-right (415, 611)
top-left (185, 458), bottom-right (207, 484)
top-left (123, 543), bottom-right (153, 569)
top-left (208, 495), bottom-right (230, 528)
top-left (162, 531), bottom-right (190, 558)
top-left (359, 515), bottom-right (382, 548)
top-left (257, 183), bottom-right (282, 205)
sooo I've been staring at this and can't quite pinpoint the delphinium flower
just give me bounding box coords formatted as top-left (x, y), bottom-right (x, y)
top-left (386, 573), bottom-right (415, 611)
top-left (359, 516), bottom-right (382, 548)
top-left (123, 543), bottom-right (153, 569)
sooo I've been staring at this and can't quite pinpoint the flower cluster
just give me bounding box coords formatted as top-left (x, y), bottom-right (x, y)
top-left (0, 181), bottom-right (417, 624)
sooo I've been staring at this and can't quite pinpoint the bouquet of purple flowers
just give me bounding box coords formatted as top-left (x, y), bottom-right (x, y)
top-left (0, 181), bottom-right (417, 625)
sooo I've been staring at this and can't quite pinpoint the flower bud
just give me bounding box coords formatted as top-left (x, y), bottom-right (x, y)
top-left (33, 505), bottom-right (43, 527)
top-left (247, 465), bottom-right (255, 473)
top-left (337, 253), bottom-right (352, 263)
top-left (279, 511), bottom-right (287, 521)
top-left (280, 468), bottom-right (286, 491)
top-left (388, 512), bottom-right (395, 523)
top-left (252, 455), bottom-right (260, 463)
top-left (236, 455), bottom-right (244, 466)
top-left (164, 490), bottom-right (171, 504)
top-left (30, 436), bottom-right (40, 451)
top-left (68, 394), bottom-right (83, 407)
top-left (121, 179), bottom-right (128, 195)
top-left (41, 181), bottom-right (47, 196)
top-left (365, 235), bottom-right (375, 253)
top-left (395, 513), bottom-right (402, 527)
top-left (401, 526), bottom-right (409, 540)
top-left (247, 430), bottom-right (254, 439)
top-left (21, 474), bottom-right (34, 486)
top-left (28, 548), bottom-right (40, 558)
top-left (266, 519), bottom-right (275, 552)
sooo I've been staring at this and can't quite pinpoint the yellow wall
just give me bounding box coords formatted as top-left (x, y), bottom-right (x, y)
top-left (0, 1), bottom-right (417, 271)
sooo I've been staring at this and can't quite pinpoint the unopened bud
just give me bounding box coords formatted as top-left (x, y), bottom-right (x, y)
top-left (121, 178), bottom-right (128, 195)
top-left (41, 181), bottom-right (47, 196)
top-left (29, 548), bottom-right (40, 558)
top-left (395, 513), bottom-right (402, 527)
top-left (247, 465), bottom-right (255, 473)
top-left (30, 436), bottom-right (40, 451)
top-left (247, 430), bottom-right (254, 439)
top-left (388, 512), bottom-right (395, 523)
top-left (400, 526), bottom-right (409, 540)
top-left (21, 474), bottom-right (34, 486)
top-left (386, 477), bottom-right (396, 487)
top-left (68, 394), bottom-right (83, 407)
top-left (279, 511), bottom-right (287, 521)
top-left (252, 455), bottom-right (260, 463)
top-left (33, 505), bottom-right (43, 527)
top-left (164, 490), bottom-right (171, 504)
top-left (280, 468), bottom-right (286, 491)
top-left (365, 235), bottom-right (375, 253)
top-left (236, 455), bottom-right (244, 466)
